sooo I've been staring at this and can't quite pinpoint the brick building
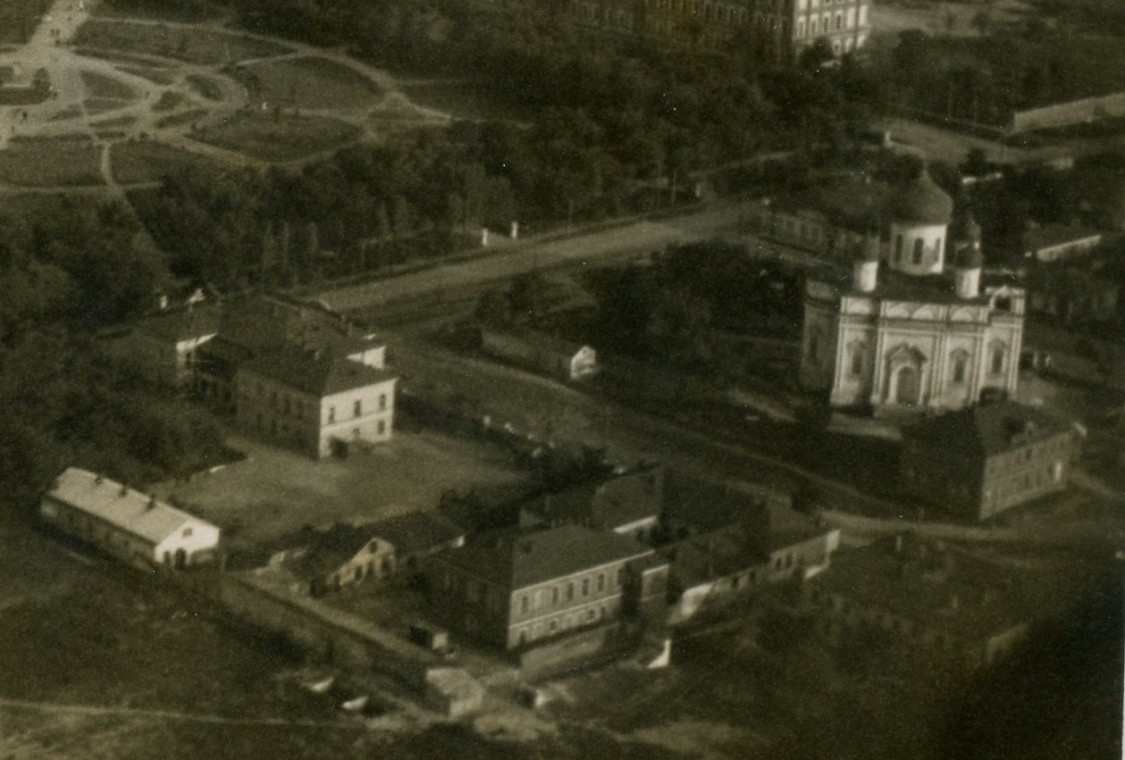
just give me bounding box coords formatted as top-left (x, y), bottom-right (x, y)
top-left (900, 400), bottom-right (1076, 521)
top-left (426, 525), bottom-right (667, 650)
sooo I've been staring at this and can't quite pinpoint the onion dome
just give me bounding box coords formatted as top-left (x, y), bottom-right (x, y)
top-left (892, 169), bottom-right (954, 226)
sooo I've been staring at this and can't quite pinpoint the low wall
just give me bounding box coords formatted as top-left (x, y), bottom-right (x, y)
top-left (215, 573), bottom-right (439, 690)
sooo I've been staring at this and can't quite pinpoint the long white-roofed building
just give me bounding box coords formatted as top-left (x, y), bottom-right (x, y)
top-left (40, 468), bottom-right (221, 569)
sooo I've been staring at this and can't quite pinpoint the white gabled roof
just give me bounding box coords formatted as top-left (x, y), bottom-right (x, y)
top-left (46, 467), bottom-right (216, 545)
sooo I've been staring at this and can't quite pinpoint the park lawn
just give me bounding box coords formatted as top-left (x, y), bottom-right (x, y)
top-left (150, 430), bottom-right (531, 550)
top-left (118, 63), bottom-right (178, 85)
top-left (191, 111), bottom-right (361, 162)
top-left (109, 140), bottom-right (220, 184)
top-left (0, 0), bottom-right (54, 44)
top-left (0, 136), bottom-right (103, 187)
top-left (75, 19), bottom-right (292, 65)
top-left (80, 68), bottom-right (137, 100)
top-left (233, 56), bottom-right (383, 111)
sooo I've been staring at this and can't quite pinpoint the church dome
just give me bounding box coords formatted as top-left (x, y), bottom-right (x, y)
top-left (892, 170), bottom-right (954, 226)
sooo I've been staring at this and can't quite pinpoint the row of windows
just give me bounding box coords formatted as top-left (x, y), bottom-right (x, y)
top-left (795, 9), bottom-right (855, 37)
top-left (985, 463), bottom-right (1064, 502)
top-left (845, 346), bottom-right (1007, 381)
top-left (800, 0), bottom-right (862, 9)
top-left (987, 443), bottom-right (1067, 474)
top-left (245, 382), bottom-right (390, 423)
top-left (516, 568), bottom-right (624, 615)
top-left (894, 234), bottom-right (943, 266)
top-left (514, 603), bottom-right (609, 646)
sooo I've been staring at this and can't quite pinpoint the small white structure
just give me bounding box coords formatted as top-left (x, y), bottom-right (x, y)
top-left (40, 468), bottom-right (220, 568)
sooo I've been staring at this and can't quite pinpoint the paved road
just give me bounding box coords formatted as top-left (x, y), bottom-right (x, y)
top-left (316, 200), bottom-right (766, 314)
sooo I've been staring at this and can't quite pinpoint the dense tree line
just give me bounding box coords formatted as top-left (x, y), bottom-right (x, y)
top-left (0, 201), bottom-right (226, 517)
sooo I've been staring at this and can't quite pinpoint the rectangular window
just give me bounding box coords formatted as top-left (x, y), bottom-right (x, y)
top-left (378, 394), bottom-right (387, 411)
top-left (597, 574), bottom-right (605, 592)
top-left (377, 420), bottom-right (386, 435)
top-left (912, 238), bottom-right (924, 264)
top-left (582, 578), bottom-right (590, 596)
top-left (354, 399), bottom-right (362, 417)
top-left (566, 582), bottom-right (574, 601)
top-left (328, 406), bottom-right (336, 423)
top-left (520, 595), bottom-right (529, 614)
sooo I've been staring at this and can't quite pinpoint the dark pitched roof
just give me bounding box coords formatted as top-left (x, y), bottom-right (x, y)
top-left (814, 536), bottom-right (1062, 642)
top-left (276, 523), bottom-right (384, 581)
top-left (239, 348), bottom-right (396, 397)
top-left (903, 401), bottom-right (1073, 457)
top-left (219, 294), bottom-right (383, 358)
top-left (436, 525), bottom-right (653, 590)
top-left (368, 512), bottom-right (464, 557)
top-left (481, 327), bottom-right (592, 359)
top-left (1024, 224), bottom-right (1102, 251)
top-left (132, 302), bottom-right (222, 342)
top-left (523, 465), bottom-right (663, 531)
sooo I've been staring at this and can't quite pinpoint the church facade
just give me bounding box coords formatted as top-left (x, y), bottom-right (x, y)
top-left (798, 171), bottom-right (1026, 413)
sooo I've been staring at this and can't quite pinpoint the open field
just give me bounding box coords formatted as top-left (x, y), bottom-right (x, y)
top-left (192, 111), bottom-right (361, 162)
top-left (109, 139), bottom-right (219, 183)
top-left (234, 56), bottom-right (384, 111)
top-left (74, 19), bottom-right (292, 65)
top-left (0, 136), bottom-right (103, 187)
top-left (151, 430), bottom-right (532, 549)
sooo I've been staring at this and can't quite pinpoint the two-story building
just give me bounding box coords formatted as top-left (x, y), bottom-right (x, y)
top-left (426, 524), bottom-right (667, 650)
top-left (519, 462), bottom-right (664, 542)
top-left (805, 534), bottom-right (1059, 669)
top-left (234, 348), bottom-right (397, 458)
top-left (900, 400), bottom-right (1077, 521)
top-left (40, 467), bottom-right (220, 569)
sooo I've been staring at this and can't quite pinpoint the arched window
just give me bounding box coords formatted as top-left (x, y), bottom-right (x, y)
top-left (810, 18), bottom-right (818, 34)
top-left (912, 238), bottom-right (924, 264)
top-left (990, 345), bottom-right (1006, 374)
top-left (835, 12), bottom-right (843, 29)
top-left (895, 234), bottom-right (904, 261)
top-left (849, 343), bottom-right (865, 376)
top-left (950, 352), bottom-right (969, 384)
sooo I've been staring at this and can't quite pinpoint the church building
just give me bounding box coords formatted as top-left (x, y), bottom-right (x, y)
top-left (798, 169), bottom-right (1026, 413)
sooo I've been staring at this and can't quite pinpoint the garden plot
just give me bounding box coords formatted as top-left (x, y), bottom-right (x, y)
top-left (110, 139), bottom-right (220, 183)
top-left (232, 56), bottom-right (383, 111)
top-left (0, 135), bottom-right (103, 187)
top-left (192, 110), bottom-right (361, 162)
top-left (75, 19), bottom-right (292, 65)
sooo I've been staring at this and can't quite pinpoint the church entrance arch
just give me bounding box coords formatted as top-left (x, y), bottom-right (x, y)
top-left (894, 365), bottom-right (920, 405)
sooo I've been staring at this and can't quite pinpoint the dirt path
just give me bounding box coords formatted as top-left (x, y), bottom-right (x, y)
top-left (0, 696), bottom-right (366, 730)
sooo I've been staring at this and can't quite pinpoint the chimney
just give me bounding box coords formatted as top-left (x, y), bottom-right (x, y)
top-left (119, 484), bottom-right (129, 497)
top-left (147, 496), bottom-right (157, 511)
top-left (94, 473), bottom-right (103, 485)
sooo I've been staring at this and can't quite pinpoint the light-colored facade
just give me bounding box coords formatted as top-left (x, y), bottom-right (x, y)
top-left (798, 173), bottom-right (1026, 412)
top-left (567, 0), bottom-right (871, 60)
top-left (40, 467), bottom-right (220, 568)
top-left (235, 352), bottom-right (397, 458)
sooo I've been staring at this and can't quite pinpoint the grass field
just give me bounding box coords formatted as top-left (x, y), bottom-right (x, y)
top-left (75, 19), bottom-right (292, 65)
top-left (0, 136), bottom-right (103, 187)
top-left (185, 73), bottom-right (225, 101)
top-left (192, 111), bottom-right (361, 162)
top-left (117, 63), bottom-right (178, 85)
top-left (80, 69), bottom-right (137, 100)
top-left (233, 57), bottom-right (383, 111)
top-left (0, 0), bottom-right (53, 44)
top-left (151, 430), bottom-right (531, 550)
top-left (109, 140), bottom-right (219, 183)
top-left (151, 90), bottom-right (187, 111)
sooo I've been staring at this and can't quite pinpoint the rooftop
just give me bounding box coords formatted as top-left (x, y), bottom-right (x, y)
top-left (46, 467), bottom-right (215, 545)
top-left (815, 535), bottom-right (1050, 642)
top-left (481, 326), bottom-right (593, 358)
top-left (273, 523), bottom-right (383, 581)
top-left (1025, 224), bottom-right (1103, 251)
top-left (434, 524), bottom-right (654, 590)
top-left (816, 268), bottom-right (996, 305)
top-left (239, 348), bottom-right (397, 397)
top-left (367, 511), bottom-right (464, 557)
top-left (131, 302), bottom-right (222, 343)
top-left (903, 400), bottom-right (1074, 457)
top-left (521, 463), bottom-right (663, 531)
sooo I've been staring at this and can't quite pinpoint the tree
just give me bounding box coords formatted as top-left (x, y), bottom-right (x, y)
top-left (507, 271), bottom-right (550, 325)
